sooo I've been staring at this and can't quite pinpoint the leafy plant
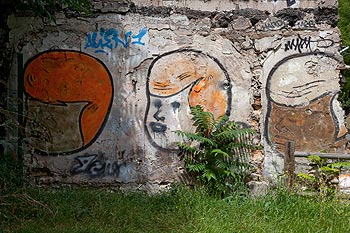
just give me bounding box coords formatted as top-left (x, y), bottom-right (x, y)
top-left (338, 0), bottom-right (350, 113)
top-left (0, 96), bottom-right (28, 195)
top-left (14, 0), bottom-right (93, 22)
top-left (176, 105), bottom-right (255, 197)
top-left (297, 155), bottom-right (350, 197)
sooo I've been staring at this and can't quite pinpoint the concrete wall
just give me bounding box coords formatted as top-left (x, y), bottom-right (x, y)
top-left (6, 0), bottom-right (346, 191)
top-left (262, 34), bottom-right (347, 178)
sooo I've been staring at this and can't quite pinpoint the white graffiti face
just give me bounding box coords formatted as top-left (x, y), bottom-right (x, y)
top-left (268, 55), bottom-right (339, 106)
top-left (145, 49), bottom-right (231, 151)
top-left (147, 93), bottom-right (191, 150)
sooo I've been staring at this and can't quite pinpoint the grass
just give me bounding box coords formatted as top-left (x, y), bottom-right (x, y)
top-left (2, 186), bottom-right (350, 233)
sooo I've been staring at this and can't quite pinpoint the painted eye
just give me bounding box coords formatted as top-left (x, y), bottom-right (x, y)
top-left (222, 81), bottom-right (230, 90)
top-left (171, 101), bottom-right (180, 110)
top-left (153, 99), bottom-right (162, 108)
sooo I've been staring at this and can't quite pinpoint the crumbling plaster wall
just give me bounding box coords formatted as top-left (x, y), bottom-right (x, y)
top-left (7, 0), bottom-right (346, 191)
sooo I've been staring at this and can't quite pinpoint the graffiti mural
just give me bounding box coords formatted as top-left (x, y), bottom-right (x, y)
top-left (284, 36), bottom-right (312, 53)
top-left (260, 19), bottom-right (286, 31)
top-left (84, 27), bottom-right (148, 54)
top-left (144, 49), bottom-right (232, 151)
top-left (71, 152), bottom-right (128, 177)
top-left (286, 0), bottom-right (296, 7)
top-left (24, 50), bottom-right (113, 155)
top-left (283, 35), bottom-right (334, 53)
top-left (265, 52), bottom-right (347, 155)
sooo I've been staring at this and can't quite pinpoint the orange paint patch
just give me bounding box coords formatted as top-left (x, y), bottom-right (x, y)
top-left (150, 80), bottom-right (180, 96)
top-left (189, 69), bottom-right (227, 118)
top-left (24, 51), bottom-right (113, 147)
top-left (149, 57), bottom-right (198, 96)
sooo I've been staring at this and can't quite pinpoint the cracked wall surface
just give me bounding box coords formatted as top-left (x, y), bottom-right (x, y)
top-left (5, 0), bottom-right (347, 191)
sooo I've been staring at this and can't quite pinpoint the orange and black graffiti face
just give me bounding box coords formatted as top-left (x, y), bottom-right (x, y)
top-left (24, 50), bottom-right (113, 155)
top-left (145, 49), bottom-right (231, 151)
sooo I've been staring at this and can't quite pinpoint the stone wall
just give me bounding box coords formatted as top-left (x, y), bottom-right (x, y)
top-left (5, 0), bottom-right (347, 192)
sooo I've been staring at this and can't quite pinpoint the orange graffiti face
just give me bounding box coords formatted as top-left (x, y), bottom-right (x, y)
top-left (24, 50), bottom-right (113, 155)
top-left (148, 50), bottom-right (230, 117)
top-left (145, 49), bottom-right (231, 151)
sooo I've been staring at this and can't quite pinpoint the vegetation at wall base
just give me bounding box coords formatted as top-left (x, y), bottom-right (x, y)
top-left (0, 155), bottom-right (22, 196)
top-left (176, 105), bottom-right (255, 198)
top-left (296, 155), bottom-right (350, 198)
top-left (0, 98), bottom-right (26, 196)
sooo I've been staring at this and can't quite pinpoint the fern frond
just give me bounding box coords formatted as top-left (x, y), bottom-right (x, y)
top-left (211, 149), bottom-right (229, 158)
top-left (176, 130), bottom-right (196, 140)
top-left (228, 141), bottom-right (254, 148)
top-left (177, 142), bottom-right (198, 154)
top-left (215, 159), bottom-right (228, 169)
top-left (187, 163), bottom-right (206, 173)
top-left (190, 105), bottom-right (215, 136)
top-left (215, 115), bottom-right (229, 129)
top-left (216, 128), bottom-right (254, 141)
top-left (218, 120), bottom-right (238, 132)
top-left (203, 168), bottom-right (217, 181)
top-left (176, 130), bottom-right (216, 146)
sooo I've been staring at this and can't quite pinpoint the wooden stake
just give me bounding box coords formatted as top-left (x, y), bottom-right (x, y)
top-left (284, 141), bottom-right (295, 192)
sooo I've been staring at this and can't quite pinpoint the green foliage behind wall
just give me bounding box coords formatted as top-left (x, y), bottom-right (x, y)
top-left (338, 0), bottom-right (350, 114)
top-left (14, 0), bottom-right (92, 21)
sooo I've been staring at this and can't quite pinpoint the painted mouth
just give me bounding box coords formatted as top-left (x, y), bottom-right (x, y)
top-left (149, 122), bottom-right (167, 133)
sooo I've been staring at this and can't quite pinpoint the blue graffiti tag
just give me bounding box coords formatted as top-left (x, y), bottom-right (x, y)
top-left (84, 27), bottom-right (148, 54)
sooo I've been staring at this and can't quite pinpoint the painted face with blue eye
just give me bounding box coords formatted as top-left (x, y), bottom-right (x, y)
top-left (144, 49), bottom-right (231, 151)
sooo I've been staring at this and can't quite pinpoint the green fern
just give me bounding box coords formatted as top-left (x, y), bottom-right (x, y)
top-left (176, 105), bottom-right (255, 197)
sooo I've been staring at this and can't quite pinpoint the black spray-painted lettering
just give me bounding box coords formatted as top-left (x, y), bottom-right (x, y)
top-left (284, 36), bottom-right (335, 53)
top-left (284, 36), bottom-right (311, 53)
top-left (71, 152), bottom-right (125, 177)
top-left (287, 0), bottom-right (296, 7)
top-left (295, 20), bottom-right (316, 29)
top-left (262, 20), bottom-right (285, 31)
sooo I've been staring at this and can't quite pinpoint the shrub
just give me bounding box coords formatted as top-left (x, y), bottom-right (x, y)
top-left (176, 105), bottom-right (255, 197)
